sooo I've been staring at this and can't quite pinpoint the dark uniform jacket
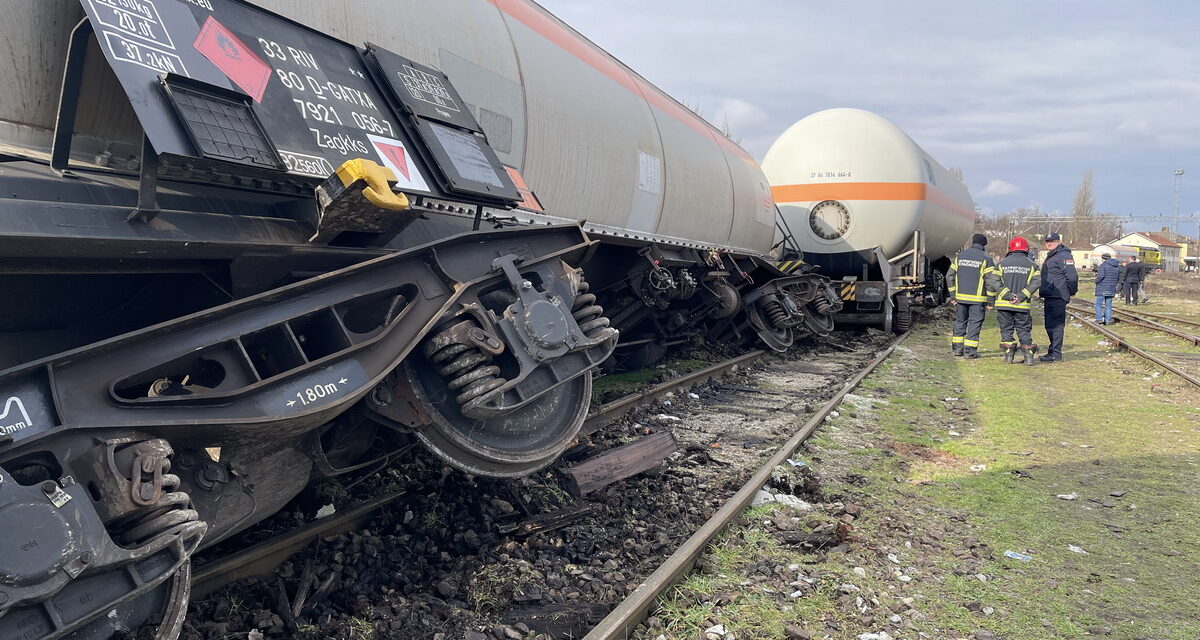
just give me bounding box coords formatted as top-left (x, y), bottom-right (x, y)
top-left (947, 243), bottom-right (1001, 304)
top-left (1094, 258), bottom-right (1120, 296)
top-left (1125, 260), bottom-right (1146, 284)
top-left (994, 251), bottom-right (1042, 312)
top-left (1039, 244), bottom-right (1079, 300)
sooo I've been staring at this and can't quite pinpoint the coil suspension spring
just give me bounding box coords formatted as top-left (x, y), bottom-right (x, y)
top-left (424, 321), bottom-right (507, 407)
top-left (112, 444), bottom-right (206, 547)
top-left (571, 277), bottom-right (612, 339)
top-left (763, 298), bottom-right (789, 328)
top-left (814, 296), bottom-right (836, 315)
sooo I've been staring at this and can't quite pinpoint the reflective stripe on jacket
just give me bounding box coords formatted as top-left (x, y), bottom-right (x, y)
top-left (947, 244), bottom-right (1001, 303)
top-left (994, 251), bottom-right (1041, 312)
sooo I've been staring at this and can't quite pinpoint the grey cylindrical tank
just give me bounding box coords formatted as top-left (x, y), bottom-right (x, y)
top-left (0, 0), bottom-right (777, 255)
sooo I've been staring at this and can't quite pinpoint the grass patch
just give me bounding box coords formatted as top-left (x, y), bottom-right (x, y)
top-left (592, 358), bottom-right (712, 399)
top-left (650, 300), bottom-right (1200, 639)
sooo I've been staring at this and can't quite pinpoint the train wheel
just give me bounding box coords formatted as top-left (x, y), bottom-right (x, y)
top-left (400, 357), bottom-right (591, 477)
top-left (747, 301), bottom-right (794, 352)
top-left (894, 294), bottom-right (913, 333)
top-left (881, 298), bottom-right (894, 333)
top-left (803, 302), bottom-right (836, 335)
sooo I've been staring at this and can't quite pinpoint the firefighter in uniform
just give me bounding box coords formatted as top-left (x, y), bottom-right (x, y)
top-left (993, 237), bottom-right (1041, 365)
top-left (948, 234), bottom-right (1002, 359)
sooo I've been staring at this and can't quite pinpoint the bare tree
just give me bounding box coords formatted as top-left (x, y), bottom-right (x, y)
top-left (1072, 170), bottom-right (1096, 218)
top-left (1070, 170), bottom-right (1097, 245)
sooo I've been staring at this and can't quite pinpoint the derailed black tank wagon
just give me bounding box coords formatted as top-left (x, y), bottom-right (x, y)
top-left (0, 1), bottom-right (837, 637)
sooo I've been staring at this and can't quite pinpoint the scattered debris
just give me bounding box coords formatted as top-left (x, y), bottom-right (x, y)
top-left (1056, 492), bottom-right (1078, 500)
top-left (314, 504), bottom-right (336, 519)
top-left (567, 431), bottom-right (678, 496)
top-left (704, 623), bottom-right (728, 639)
top-left (1067, 544), bottom-right (1089, 554)
top-left (751, 489), bottom-right (814, 511)
top-left (1003, 550), bottom-right (1034, 562)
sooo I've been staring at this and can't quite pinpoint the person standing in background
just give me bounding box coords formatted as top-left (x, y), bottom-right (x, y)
top-left (1116, 258), bottom-right (1129, 304)
top-left (1124, 256), bottom-right (1144, 305)
top-left (948, 234), bottom-right (1002, 359)
top-left (1038, 233), bottom-right (1078, 362)
top-left (1093, 252), bottom-right (1119, 324)
top-left (993, 237), bottom-right (1041, 364)
top-left (1139, 264), bottom-right (1152, 303)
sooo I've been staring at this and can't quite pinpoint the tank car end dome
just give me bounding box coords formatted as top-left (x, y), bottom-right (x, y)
top-left (762, 108), bottom-right (976, 263)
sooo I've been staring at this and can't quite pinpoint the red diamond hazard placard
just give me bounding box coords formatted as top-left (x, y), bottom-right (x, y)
top-left (193, 16), bottom-right (272, 102)
top-left (367, 134), bottom-right (431, 193)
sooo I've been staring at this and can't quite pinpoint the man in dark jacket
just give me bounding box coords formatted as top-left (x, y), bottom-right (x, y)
top-left (1123, 256), bottom-right (1144, 305)
top-left (1038, 233), bottom-right (1078, 362)
top-left (994, 237), bottom-right (1041, 364)
top-left (1093, 253), bottom-right (1119, 324)
top-left (948, 233), bottom-right (1002, 359)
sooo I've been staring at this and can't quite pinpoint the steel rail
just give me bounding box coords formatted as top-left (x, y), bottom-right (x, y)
top-left (1111, 307), bottom-right (1200, 330)
top-left (1067, 304), bottom-right (1200, 346)
top-left (582, 350), bottom-right (767, 435)
top-left (189, 349), bottom-right (771, 596)
top-left (190, 492), bottom-right (406, 597)
top-left (1066, 309), bottom-right (1200, 389)
top-left (583, 331), bottom-right (911, 640)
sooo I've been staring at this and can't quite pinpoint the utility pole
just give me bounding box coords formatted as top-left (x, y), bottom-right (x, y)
top-left (1172, 169), bottom-right (1185, 235)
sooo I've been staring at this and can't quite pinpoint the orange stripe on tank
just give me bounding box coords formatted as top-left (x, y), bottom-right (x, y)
top-left (485, 0), bottom-right (755, 163)
top-left (771, 182), bottom-right (928, 202)
top-left (772, 182), bottom-right (976, 221)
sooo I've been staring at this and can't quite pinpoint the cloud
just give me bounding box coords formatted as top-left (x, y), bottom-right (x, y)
top-left (978, 180), bottom-right (1021, 197)
top-left (536, 0), bottom-right (1200, 214)
top-left (716, 98), bottom-right (769, 134)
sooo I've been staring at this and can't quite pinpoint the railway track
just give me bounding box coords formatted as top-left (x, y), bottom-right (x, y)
top-left (583, 331), bottom-right (909, 640)
top-left (1066, 307), bottom-right (1200, 389)
top-left (183, 331), bottom-right (907, 638)
top-left (1067, 303), bottom-right (1200, 346)
top-left (1110, 306), bottom-right (1200, 331)
top-left (190, 350), bottom-right (774, 598)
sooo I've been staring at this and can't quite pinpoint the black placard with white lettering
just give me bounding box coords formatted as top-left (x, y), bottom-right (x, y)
top-left (364, 44), bottom-right (520, 203)
top-left (77, 0), bottom-right (438, 196)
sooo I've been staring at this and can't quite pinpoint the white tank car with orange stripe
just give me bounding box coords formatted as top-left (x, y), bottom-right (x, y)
top-left (762, 108), bottom-right (975, 267)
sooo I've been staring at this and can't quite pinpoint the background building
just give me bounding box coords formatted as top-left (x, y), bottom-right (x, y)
top-left (1112, 231), bottom-right (1183, 271)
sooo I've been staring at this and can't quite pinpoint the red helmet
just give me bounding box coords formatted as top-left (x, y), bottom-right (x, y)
top-left (1008, 237), bottom-right (1029, 253)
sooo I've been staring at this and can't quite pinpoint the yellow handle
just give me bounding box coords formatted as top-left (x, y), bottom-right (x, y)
top-left (334, 159), bottom-right (410, 211)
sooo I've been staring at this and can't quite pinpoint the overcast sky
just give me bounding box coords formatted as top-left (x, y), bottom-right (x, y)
top-left (537, 1), bottom-right (1200, 232)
